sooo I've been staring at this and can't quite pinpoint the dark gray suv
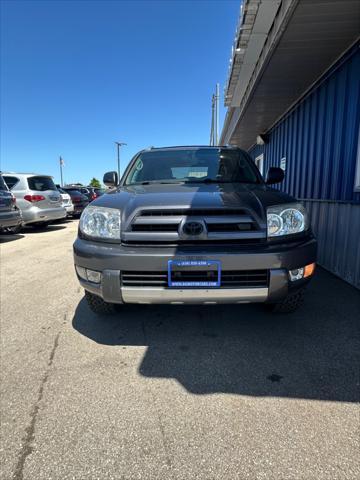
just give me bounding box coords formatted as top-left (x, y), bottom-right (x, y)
top-left (0, 173), bottom-right (22, 233)
top-left (74, 146), bottom-right (317, 314)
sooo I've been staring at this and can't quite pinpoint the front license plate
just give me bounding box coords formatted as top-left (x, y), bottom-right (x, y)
top-left (168, 260), bottom-right (221, 288)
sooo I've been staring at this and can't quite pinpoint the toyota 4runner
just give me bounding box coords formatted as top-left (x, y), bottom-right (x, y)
top-left (73, 146), bottom-right (317, 314)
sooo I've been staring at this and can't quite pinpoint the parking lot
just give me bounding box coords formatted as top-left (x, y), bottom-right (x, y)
top-left (1, 219), bottom-right (359, 480)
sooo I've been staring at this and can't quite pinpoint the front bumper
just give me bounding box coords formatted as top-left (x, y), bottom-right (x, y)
top-left (22, 206), bottom-right (67, 224)
top-left (73, 236), bottom-right (317, 304)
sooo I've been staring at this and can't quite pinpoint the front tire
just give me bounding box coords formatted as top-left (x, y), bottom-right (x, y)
top-left (85, 290), bottom-right (116, 315)
top-left (266, 288), bottom-right (305, 313)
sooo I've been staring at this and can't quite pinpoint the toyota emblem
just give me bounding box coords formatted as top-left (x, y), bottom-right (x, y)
top-left (183, 221), bottom-right (204, 236)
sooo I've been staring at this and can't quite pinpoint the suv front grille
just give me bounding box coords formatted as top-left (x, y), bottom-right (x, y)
top-left (206, 223), bottom-right (255, 232)
top-left (124, 207), bottom-right (265, 244)
top-left (121, 238), bottom-right (265, 247)
top-left (131, 223), bottom-right (179, 232)
top-left (138, 208), bottom-right (249, 217)
top-left (121, 270), bottom-right (269, 288)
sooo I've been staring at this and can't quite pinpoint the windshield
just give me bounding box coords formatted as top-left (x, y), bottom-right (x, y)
top-left (124, 148), bottom-right (261, 185)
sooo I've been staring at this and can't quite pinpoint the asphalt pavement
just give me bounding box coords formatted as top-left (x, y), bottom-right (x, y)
top-left (1, 220), bottom-right (359, 480)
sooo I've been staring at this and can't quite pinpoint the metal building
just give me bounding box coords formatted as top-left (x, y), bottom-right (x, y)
top-left (221, 0), bottom-right (360, 288)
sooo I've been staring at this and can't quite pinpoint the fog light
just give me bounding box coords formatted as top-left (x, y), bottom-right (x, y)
top-left (86, 269), bottom-right (101, 283)
top-left (75, 265), bottom-right (87, 280)
top-left (75, 266), bottom-right (101, 283)
top-left (289, 268), bottom-right (304, 281)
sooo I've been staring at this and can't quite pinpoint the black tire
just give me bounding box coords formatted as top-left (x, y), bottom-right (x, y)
top-left (85, 290), bottom-right (116, 315)
top-left (266, 288), bottom-right (305, 314)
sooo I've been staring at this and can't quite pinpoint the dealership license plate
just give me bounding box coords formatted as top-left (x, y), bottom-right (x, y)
top-left (168, 260), bottom-right (221, 288)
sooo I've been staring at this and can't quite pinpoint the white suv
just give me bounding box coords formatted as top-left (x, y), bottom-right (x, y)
top-left (58, 187), bottom-right (74, 216)
top-left (3, 173), bottom-right (66, 228)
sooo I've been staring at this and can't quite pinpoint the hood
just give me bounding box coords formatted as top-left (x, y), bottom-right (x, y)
top-left (93, 183), bottom-right (296, 221)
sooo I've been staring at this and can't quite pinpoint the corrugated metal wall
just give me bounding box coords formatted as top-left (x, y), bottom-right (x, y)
top-left (248, 44), bottom-right (360, 288)
top-left (304, 201), bottom-right (360, 289)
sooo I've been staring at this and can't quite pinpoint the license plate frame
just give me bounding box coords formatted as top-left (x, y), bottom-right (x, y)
top-left (168, 260), bottom-right (221, 288)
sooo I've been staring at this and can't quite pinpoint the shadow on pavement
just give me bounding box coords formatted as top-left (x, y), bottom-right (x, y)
top-left (52, 217), bottom-right (79, 224)
top-left (23, 225), bottom-right (67, 234)
top-left (0, 233), bottom-right (24, 243)
top-left (72, 267), bottom-right (360, 402)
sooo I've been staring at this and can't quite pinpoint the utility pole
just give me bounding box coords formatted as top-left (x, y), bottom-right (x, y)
top-left (115, 142), bottom-right (127, 180)
top-left (209, 84), bottom-right (220, 146)
top-left (210, 95), bottom-right (215, 146)
top-left (59, 156), bottom-right (64, 186)
top-left (215, 83), bottom-right (220, 145)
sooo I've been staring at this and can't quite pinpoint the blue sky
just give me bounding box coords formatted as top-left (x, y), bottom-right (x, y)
top-left (1, 0), bottom-right (240, 185)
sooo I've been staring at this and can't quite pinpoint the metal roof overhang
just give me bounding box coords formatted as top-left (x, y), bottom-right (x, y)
top-left (221, 0), bottom-right (360, 149)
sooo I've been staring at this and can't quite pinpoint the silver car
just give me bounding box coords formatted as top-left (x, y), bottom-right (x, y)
top-left (58, 187), bottom-right (74, 216)
top-left (3, 173), bottom-right (66, 228)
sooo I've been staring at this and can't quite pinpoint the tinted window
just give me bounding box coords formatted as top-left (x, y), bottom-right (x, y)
top-left (3, 175), bottom-right (19, 190)
top-left (0, 175), bottom-right (8, 190)
top-left (124, 148), bottom-right (261, 185)
top-left (64, 189), bottom-right (82, 195)
top-left (27, 176), bottom-right (56, 191)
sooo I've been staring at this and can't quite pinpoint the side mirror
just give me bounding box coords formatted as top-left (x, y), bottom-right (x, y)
top-left (266, 167), bottom-right (284, 185)
top-left (103, 171), bottom-right (119, 187)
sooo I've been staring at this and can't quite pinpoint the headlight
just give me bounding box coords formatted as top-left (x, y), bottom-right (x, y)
top-left (80, 206), bottom-right (121, 239)
top-left (267, 203), bottom-right (308, 237)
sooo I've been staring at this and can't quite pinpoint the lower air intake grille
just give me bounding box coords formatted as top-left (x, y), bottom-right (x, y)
top-left (122, 272), bottom-right (168, 287)
top-left (121, 270), bottom-right (269, 288)
top-left (221, 270), bottom-right (269, 287)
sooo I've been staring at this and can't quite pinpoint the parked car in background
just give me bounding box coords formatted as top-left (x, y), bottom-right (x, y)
top-left (86, 186), bottom-right (105, 200)
top-left (61, 187), bottom-right (89, 217)
top-left (91, 187), bottom-right (105, 198)
top-left (0, 173), bottom-right (22, 234)
top-left (3, 173), bottom-right (66, 228)
top-left (65, 185), bottom-right (97, 202)
top-left (57, 187), bottom-right (74, 216)
top-left (84, 187), bottom-right (98, 201)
